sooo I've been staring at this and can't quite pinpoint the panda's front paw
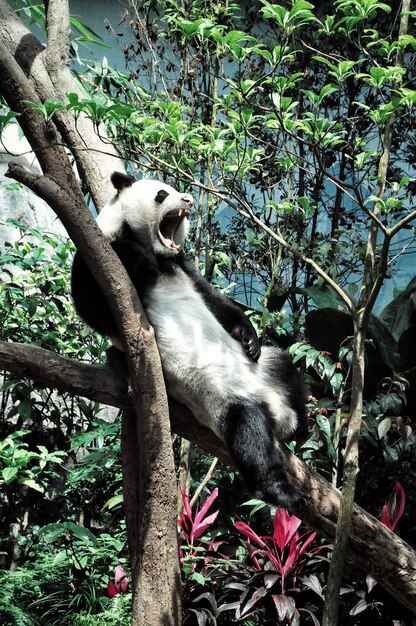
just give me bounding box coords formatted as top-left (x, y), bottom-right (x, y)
top-left (243, 334), bottom-right (261, 361)
top-left (231, 324), bottom-right (261, 361)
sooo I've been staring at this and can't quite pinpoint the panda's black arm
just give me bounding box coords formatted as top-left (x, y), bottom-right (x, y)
top-left (179, 255), bottom-right (261, 361)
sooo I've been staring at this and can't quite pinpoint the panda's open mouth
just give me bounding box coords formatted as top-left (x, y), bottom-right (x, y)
top-left (158, 209), bottom-right (190, 251)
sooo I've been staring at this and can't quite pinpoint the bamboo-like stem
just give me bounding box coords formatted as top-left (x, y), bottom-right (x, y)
top-left (190, 457), bottom-right (219, 507)
top-left (322, 4), bottom-right (412, 624)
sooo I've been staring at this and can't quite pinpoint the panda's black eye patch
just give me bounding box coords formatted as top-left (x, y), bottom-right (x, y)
top-left (155, 189), bottom-right (169, 204)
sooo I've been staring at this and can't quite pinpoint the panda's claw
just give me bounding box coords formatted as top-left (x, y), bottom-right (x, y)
top-left (231, 324), bottom-right (261, 361)
top-left (242, 333), bottom-right (261, 362)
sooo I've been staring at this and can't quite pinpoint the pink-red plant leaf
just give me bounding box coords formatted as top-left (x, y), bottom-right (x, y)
top-left (382, 482), bottom-right (405, 532)
top-left (296, 530), bottom-right (318, 559)
top-left (192, 509), bottom-right (219, 541)
top-left (240, 586), bottom-right (269, 617)
top-left (114, 564), bottom-right (128, 593)
top-left (272, 594), bottom-right (294, 621)
top-left (273, 508), bottom-right (301, 551)
top-left (194, 487), bottom-right (218, 525)
top-left (264, 573), bottom-right (280, 589)
top-left (234, 520), bottom-right (267, 547)
top-left (107, 580), bottom-right (118, 598)
top-left (245, 540), bottom-right (263, 571)
top-left (178, 511), bottom-right (192, 540)
top-left (180, 485), bottom-right (193, 520)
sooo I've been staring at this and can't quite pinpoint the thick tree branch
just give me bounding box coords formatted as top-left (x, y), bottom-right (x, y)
top-left (4, 163), bottom-right (181, 625)
top-left (0, 342), bottom-right (130, 409)
top-left (0, 39), bottom-right (72, 184)
top-left (1, 338), bottom-right (416, 614)
top-left (45, 0), bottom-right (71, 64)
top-left (0, 0), bottom-right (122, 210)
top-left (0, 14), bottom-right (182, 616)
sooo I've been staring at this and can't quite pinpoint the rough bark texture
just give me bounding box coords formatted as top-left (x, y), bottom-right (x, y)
top-left (4, 169), bottom-right (181, 626)
top-left (1, 339), bottom-right (416, 615)
top-left (0, 0), bottom-right (122, 210)
top-left (0, 2), bottom-right (182, 621)
top-left (322, 320), bottom-right (367, 625)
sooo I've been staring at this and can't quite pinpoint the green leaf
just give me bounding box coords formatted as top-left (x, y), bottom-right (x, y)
top-left (102, 494), bottom-right (124, 510)
top-left (39, 523), bottom-right (67, 541)
top-left (66, 522), bottom-right (98, 545)
top-left (367, 314), bottom-right (400, 371)
top-left (27, 299), bottom-right (37, 316)
top-left (296, 284), bottom-right (349, 311)
top-left (17, 402), bottom-right (32, 420)
top-left (21, 478), bottom-right (44, 492)
top-left (70, 17), bottom-right (110, 48)
top-left (377, 417), bottom-right (392, 439)
top-left (316, 414), bottom-right (336, 460)
top-left (2, 466), bottom-right (19, 483)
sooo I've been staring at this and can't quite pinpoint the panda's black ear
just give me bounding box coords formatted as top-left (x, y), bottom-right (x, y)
top-left (111, 172), bottom-right (134, 192)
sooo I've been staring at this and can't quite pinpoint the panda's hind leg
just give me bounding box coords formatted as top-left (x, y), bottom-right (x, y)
top-left (222, 402), bottom-right (303, 510)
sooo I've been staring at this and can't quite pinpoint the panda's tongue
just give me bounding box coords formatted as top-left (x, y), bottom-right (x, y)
top-left (158, 217), bottom-right (180, 250)
top-left (159, 232), bottom-right (179, 250)
top-left (158, 211), bottom-right (187, 250)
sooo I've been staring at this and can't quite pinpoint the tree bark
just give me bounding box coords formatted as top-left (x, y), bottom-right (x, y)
top-left (1, 339), bottom-right (416, 614)
top-left (0, 1), bottom-right (182, 620)
top-left (0, 0), bottom-right (122, 210)
top-left (4, 168), bottom-right (181, 626)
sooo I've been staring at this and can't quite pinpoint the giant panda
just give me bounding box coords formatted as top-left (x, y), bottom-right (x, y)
top-left (71, 172), bottom-right (308, 508)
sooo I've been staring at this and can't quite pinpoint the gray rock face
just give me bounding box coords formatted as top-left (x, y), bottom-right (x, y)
top-left (0, 125), bottom-right (66, 250)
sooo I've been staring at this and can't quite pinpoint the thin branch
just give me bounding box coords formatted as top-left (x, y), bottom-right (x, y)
top-left (323, 3), bottom-right (413, 624)
top-left (124, 148), bottom-right (356, 312)
top-left (190, 457), bottom-right (219, 507)
top-left (388, 206), bottom-right (416, 238)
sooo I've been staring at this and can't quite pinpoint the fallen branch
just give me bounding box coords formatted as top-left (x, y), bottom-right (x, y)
top-left (1, 339), bottom-right (416, 614)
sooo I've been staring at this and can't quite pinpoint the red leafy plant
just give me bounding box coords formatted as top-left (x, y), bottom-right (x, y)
top-left (179, 487), bottom-right (232, 623)
top-left (218, 508), bottom-right (329, 624)
top-left (381, 481), bottom-right (405, 533)
top-left (107, 564), bottom-right (128, 598)
top-left (178, 486), bottom-right (219, 547)
top-left (178, 486), bottom-right (224, 577)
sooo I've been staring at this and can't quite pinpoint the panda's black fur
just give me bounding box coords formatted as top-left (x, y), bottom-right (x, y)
top-left (71, 172), bottom-right (308, 508)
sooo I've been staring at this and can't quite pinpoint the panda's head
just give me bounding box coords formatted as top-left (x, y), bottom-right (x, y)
top-left (96, 172), bottom-right (193, 256)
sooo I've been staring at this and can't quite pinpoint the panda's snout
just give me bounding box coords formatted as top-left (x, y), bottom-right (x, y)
top-left (182, 194), bottom-right (194, 209)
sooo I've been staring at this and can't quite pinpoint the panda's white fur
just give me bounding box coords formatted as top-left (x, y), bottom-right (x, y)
top-left (145, 271), bottom-right (299, 440)
top-left (71, 173), bottom-right (307, 507)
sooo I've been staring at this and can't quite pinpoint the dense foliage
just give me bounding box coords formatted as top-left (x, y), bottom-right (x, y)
top-left (1, 0), bottom-right (416, 623)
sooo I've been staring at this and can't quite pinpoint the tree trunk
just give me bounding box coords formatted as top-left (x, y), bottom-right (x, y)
top-left (0, 0), bottom-right (122, 210)
top-left (322, 318), bottom-right (367, 625)
top-left (0, 1), bottom-right (182, 621)
top-left (1, 339), bottom-right (416, 615)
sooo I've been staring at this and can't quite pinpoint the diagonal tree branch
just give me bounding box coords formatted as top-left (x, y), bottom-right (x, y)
top-left (1, 338), bottom-right (416, 613)
top-left (0, 0), bottom-right (122, 210)
top-left (0, 6), bottom-right (182, 615)
top-left (4, 161), bottom-right (181, 625)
